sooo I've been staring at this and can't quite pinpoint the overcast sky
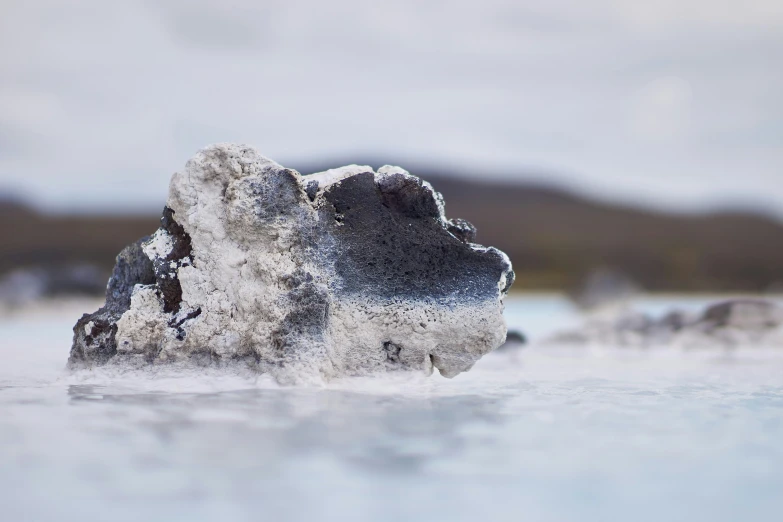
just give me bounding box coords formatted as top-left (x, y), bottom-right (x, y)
top-left (1, 0), bottom-right (782, 214)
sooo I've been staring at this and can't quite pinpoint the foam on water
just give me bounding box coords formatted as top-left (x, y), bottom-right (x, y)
top-left (2, 296), bottom-right (783, 522)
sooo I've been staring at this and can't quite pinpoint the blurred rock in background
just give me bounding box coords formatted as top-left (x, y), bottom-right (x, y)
top-left (496, 330), bottom-right (528, 352)
top-left (545, 299), bottom-right (783, 349)
top-left (0, 264), bottom-right (106, 310)
top-left (567, 267), bottom-right (641, 311)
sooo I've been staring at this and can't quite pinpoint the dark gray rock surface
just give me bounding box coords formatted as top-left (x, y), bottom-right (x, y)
top-left (70, 239), bottom-right (155, 365)
top-left (495, 330), bottom-right (527, 352)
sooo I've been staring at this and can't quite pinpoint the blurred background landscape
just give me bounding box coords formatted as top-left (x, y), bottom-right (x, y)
top-left (4, 170), bottom-right (783, 300)
top-left (2, 0), bottom-right (782, 300)
top-left (3, 4), bottom-right (783, 521)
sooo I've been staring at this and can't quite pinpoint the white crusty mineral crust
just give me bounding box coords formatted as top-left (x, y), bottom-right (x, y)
top-left (71, 144), bottom-right (514, 384)
top-left (141, 229), bottom-right (173, 260)
top-left (327, 299), bottom-right (506, 378)
top-left (308, 165), bottom-right (374, 189)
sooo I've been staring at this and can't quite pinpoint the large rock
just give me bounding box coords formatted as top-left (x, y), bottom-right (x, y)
top-left (69, 144), bottom-right (514, 383)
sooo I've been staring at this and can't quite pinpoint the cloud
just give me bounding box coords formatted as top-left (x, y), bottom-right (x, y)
top-left (630, 76), bottom-right (693, 142)
top-left (0, 0), bottom-right (781, 214)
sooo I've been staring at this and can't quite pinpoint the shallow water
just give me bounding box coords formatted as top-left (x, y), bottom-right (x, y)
top-left (1, 296), bottom-right (783, 522)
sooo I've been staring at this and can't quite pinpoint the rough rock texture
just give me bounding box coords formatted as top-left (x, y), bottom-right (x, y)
top-left (545, 299), bottom-right (783, 348)
top-left (70, 144), bottom-right (514, 383)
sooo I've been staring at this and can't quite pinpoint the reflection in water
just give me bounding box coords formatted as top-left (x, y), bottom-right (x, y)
top-left (0, 356), bottom-right (781, 522)
top-left (66, 384), bottom-right (508, 476)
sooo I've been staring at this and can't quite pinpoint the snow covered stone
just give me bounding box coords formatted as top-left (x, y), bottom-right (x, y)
top-left (69, 144), bottom-right (515, 383)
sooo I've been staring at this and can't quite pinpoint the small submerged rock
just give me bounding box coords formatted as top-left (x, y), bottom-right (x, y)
top-left (546, 299), bottom-right (783, 348)
top-left (495, 330), bottom-right (527, 352)
top-left (69, 144), bottom-right (514, 383)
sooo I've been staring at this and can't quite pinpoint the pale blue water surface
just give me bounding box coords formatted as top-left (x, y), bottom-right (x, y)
top-left (1, 295), bottom-right (782, 522)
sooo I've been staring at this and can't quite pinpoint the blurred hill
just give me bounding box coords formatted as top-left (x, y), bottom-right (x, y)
top-left (2, 169), bottom-right (783, 293)
top-left (0, 195), bottom-right (158, 286)
top-left (424, 174), bottom-right (783, 292)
